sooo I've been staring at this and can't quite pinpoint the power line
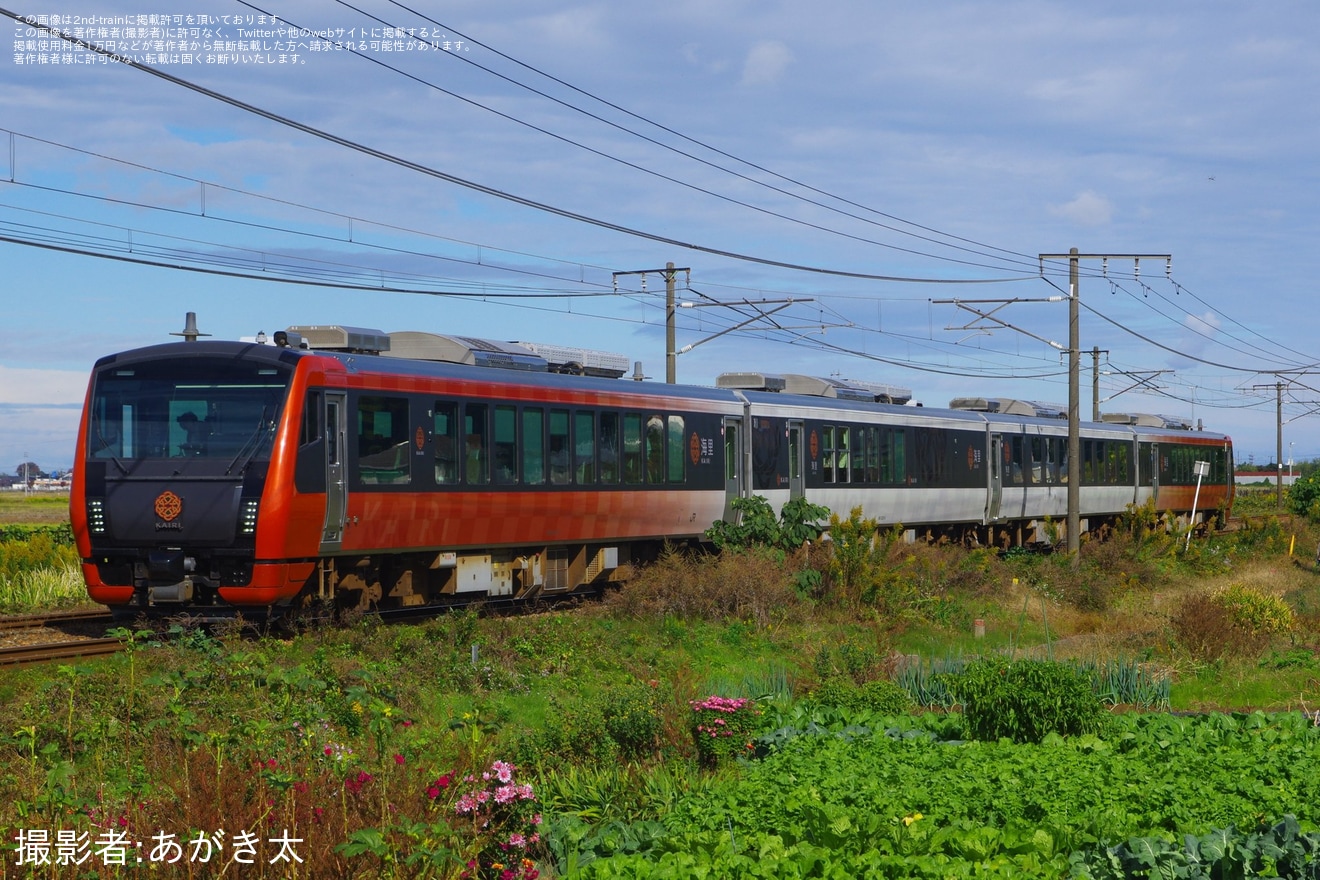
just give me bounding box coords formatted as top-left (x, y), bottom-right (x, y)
top-left (1, 9), bottom-right (1030, 285)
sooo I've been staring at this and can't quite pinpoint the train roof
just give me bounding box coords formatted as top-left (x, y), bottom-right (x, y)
top-left (91, 333), bottom-right (1228, 442)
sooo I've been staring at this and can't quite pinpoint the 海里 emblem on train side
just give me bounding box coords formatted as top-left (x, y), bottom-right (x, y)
top-left (154, 491), bottom-right (183, 522)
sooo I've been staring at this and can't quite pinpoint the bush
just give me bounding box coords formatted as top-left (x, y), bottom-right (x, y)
top-left (601, 545), bottom-right (802, 627)
top-left (689, 696), bottom-right (761, 766)
top-left (601, 682), bottom-right (664, 759)
top-left (1289, 471), bottom-right (1320, 520)
top-left (944, 659), bottom-right (1109, 744)
top-left (809, 676), bottom-right (913, 715)
top-left (1172, 585), bottom-right (1294, 662)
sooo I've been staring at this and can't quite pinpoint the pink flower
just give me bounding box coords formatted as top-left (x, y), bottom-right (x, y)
top-left (491, 760), bottom-right (515, 783)
top-left (394, 753), bottom-right (405, 765)
top-left (427, 786), bottom-right (440, 799)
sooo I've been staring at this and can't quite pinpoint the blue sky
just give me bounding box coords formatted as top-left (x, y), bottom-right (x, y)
top-left (3, 1), bottom-right (1319, 473)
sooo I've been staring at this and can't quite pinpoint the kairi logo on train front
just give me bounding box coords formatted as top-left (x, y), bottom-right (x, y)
top-left (154, 490), bottom-right (184, 530)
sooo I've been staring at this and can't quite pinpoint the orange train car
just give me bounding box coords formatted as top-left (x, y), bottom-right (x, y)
top-left (71, 324), bottom-right (1232, 620)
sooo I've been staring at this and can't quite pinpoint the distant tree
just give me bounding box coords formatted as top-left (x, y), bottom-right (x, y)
top-left (14, 462), bottom-right (43, 481)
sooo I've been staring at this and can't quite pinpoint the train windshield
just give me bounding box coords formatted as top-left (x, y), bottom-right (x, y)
top-left (88, 356), bottom-right (293, 463)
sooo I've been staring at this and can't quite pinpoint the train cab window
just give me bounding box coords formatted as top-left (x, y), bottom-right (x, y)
top-left (301, 391), bottom-right (323, 447)
top-left (667, 415), bottom-right (685, 483)
top-left (575, 411), bottom-right (596, 484)
top-left (598, 412), bottom-right (620, 484)
top-left (645, 415), bottom-right (665, 484)
top-left (358, 396), bottom-right (411, 485)
top-left (493, 405), bottom-right (517, 484)
top-left (522, 408), bottom-right (545, 485)
top-left (434, 402), bottom-right (458, 484)
top-left (623, 414), bottom-right (644, 483)
top-left (822, 426), bottom-right (836, 483)
top-left (549, 409), bottom-right (571, 485)
top-left (463, 403), bottom-right (489, 485)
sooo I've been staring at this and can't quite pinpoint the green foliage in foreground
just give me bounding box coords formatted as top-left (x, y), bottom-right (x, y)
top-left (566, 711), bottom-right (1320, 878)
top-left (944, 658), bottom-right (1110, 743)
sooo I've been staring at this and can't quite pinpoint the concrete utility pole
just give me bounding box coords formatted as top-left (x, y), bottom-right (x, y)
top-left (1039, 250), bottom-right (1171, 563)
top-left (1250, 381), bottom-right (1286, 511)
top-left (1091, 346), bottom-right (1109, 421)
top-left (612, 263), bottom-right (690, 383)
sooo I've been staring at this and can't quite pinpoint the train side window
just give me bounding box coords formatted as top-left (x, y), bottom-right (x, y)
top-left (667, 415), bottom-right (685, 483)
top-left (1010, 436), bottom-right (1024, 485)
top-left (837, 427), bottom-right (851, 483)
top-left (623, 414), bottom-right (643, 483)
top-left (434, 402), bottom-right (458, 484)
top-left (644, 415), bottom-right (665, 484)
top-left (1116, 444), bottom-right (1130, 483)
top-left (1030, 437), bottom-right (1043, 484)
top-left (464, 403), bottom-right (489, 485)
top-left (575, 411), bottom-right (596, 484)
top-left (865, 427), bottom-right (879, 483)
top-left (358, 395), bottom-right (411, 485)
top-left (822, 426), bottom-right (836, 483)
top-left (1082, 440), bottom-right (1094, 482)
top-left (549, 409), bottom-right (571, 485)
top-left (522, 408), bottom-right (545, 485)
top-left (855, 428), bottom-right (867, 484)
top-left (892, 428), bottom-right (907, 484)
top-left (493, 405), bottom-right (517, 484)
top-left (598, 412), bottom-right (619, 484)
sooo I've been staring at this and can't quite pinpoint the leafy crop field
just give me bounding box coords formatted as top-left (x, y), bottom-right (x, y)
top-left (3, 504), bottom-right (1320, 877)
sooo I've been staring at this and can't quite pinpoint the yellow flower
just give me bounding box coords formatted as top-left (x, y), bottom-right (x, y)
top-left (902, 812), bottom-right (923, 827)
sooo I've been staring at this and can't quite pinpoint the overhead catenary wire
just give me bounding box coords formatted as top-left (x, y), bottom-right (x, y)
top-left (0, 9), bottom-right (1029, 286)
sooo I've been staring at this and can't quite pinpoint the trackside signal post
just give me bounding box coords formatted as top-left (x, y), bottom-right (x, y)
top-left (1039, 249), bottom-right (1170, 563)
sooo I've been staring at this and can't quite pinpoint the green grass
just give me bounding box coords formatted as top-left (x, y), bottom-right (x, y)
top-left (0, 491), bottom-right (70, 525)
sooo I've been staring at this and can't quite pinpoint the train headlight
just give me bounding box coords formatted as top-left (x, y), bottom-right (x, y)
top-left (239, 499), bottom-right (260, 536)
top-left (87, 499), bottom-right (107, 535)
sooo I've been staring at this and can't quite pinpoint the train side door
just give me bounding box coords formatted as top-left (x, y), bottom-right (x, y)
top-left (1149, 442), bottom-right (1161, 499)
top-left (321, 392), bottom-right (347, 550)
top-left (788, 421), bottom-right (804, 501)
top-left (723, 417), bottom-right (743, 522)
top-left (988, 433), bottom-right (1004, 522)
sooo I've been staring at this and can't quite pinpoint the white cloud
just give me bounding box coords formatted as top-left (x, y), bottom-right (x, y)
top-left (740, 40), bottom-right (794, 87)
top-left (1184, 311), bottom-right (1221, 337)
top-left (1050, 191), bottom-right (1114, 226)
top-left (0, 366), bottom-right (88, 405)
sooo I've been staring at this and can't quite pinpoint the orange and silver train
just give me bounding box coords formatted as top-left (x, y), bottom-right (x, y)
top-left (70, 323), bottom-right (1233, 619)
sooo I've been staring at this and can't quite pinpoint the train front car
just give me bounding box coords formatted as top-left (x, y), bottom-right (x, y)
top-left (71, 340), bottom-right (308, 620)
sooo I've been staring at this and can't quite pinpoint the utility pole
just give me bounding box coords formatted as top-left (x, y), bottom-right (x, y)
top-left (1250, 380), bottom-right (1287, 511)
top-left (613, 263), bottom-right (690, 383)
top-left (1090, 346), bottom-right (1109, 421)
top-left (1039, 250), bottom-right (1170, 563)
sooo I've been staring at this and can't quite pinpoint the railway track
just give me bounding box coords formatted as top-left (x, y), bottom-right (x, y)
top-left (0, 637), bottom-right (124, 667)
top-left (0, 608), bottom-right (123, 667)
top-left (0, 608), bottom-right (115, 632)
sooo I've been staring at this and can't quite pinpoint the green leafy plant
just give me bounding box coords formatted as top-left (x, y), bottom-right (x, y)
top-left (942, 658), bottom-right (1109, 743)
top-left (704, 495), bottom-right (828, 552)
